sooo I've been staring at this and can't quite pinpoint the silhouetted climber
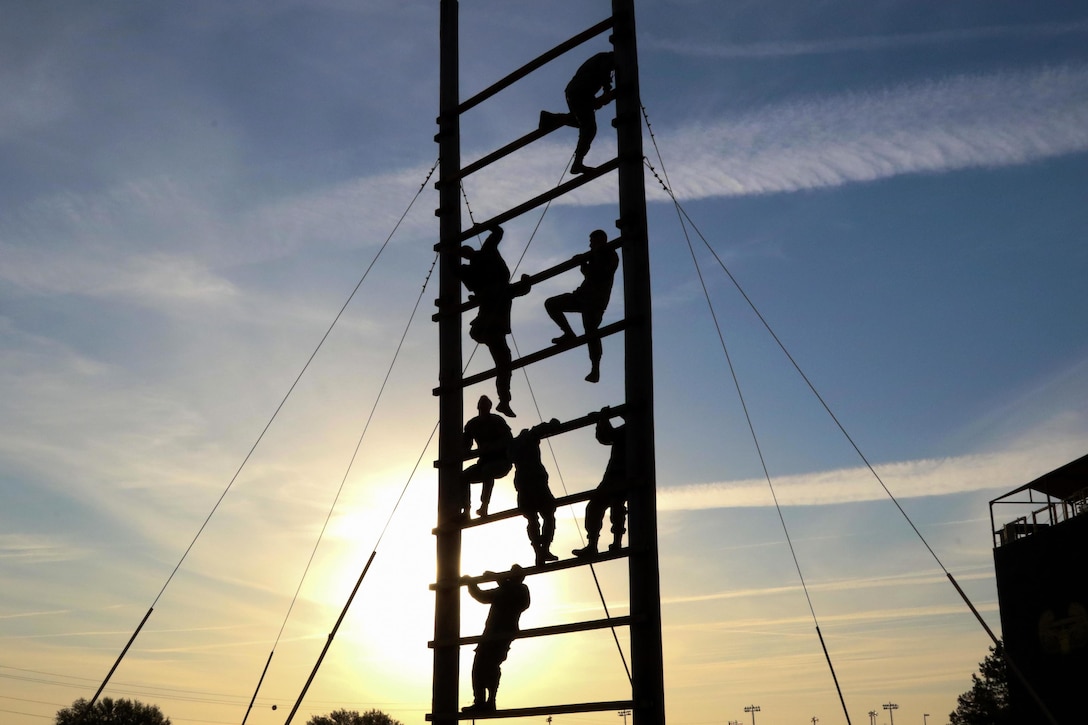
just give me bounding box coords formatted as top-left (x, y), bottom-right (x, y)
top-left (573, 408), bottom-right (627, 557)
top-left (539, 51), bottom-right (615, 174)
top-left (545, 229), bottom-right (620, 383)
top-left (462, 566), bottom-right (531, 714)
top-left (461, 395), bottom-right (513, 518)
top-left (460, 225), bottom-right (529, 417)
top-left (509, 420), bottom-right (561, 566)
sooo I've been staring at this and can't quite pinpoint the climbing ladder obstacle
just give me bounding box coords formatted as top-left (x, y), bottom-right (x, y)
top-left (430, 2), bottom-right (665, 723)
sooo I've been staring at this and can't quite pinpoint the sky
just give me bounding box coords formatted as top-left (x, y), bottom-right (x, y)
top-left (2, 1), bottom-right (1087, 724)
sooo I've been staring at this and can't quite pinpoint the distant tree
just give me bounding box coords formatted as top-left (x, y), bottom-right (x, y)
top-left (55, 697), bottom-right (170, 725)
top-left (306, 709), bottom-right (404, 725)
top-left (949, 642), bottom-right (1012, 725)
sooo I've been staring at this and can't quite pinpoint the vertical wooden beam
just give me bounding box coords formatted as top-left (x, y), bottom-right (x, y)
top-left (434, 0), bottom-right (463, 721)
top-left (612, 1), bottom-right (667, 723)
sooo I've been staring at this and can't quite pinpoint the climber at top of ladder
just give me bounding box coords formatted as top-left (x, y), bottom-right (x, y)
top-left (539, 51), bottom-right (616, 174)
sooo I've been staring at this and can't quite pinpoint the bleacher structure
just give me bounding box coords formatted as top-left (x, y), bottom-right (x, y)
top-left (428, 2), bottom-right (666, 723)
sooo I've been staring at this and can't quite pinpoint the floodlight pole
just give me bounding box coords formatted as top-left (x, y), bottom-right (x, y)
top-left (883, 702), bottom-right (898, 725)
top-left (744, 704), bottom-right (760, 725)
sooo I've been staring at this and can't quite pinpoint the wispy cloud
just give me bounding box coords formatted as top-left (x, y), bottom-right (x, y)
top-left (0, 168), bottom-right (436, 304)
top-left (10, 62), bottom-right (1083, 309)
top-left (455, 63), bottom-right (1088, 211)
top-left (647, 20), bottom-right (1088, 60)
top-left (662, 568), bottom-right (995, 608)
top-left (2, 245), bottom-right (238, 306)
top-left (0, 609), bottom-right (70, 620)
top-left (644, 63), bottom-right (1088, 201)
top-left (0, 54), bottom-right (73, 140)
top-left (0, 534), bottom-right (86, 565)
top-left (659, 417), bottom-right (1086, 510)
top-left (666, 601), bottom-right (998, 634)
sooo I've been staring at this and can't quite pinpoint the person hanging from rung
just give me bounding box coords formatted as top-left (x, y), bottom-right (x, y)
top-left (462, 566), bottom-right (530, 715)
top-left (460, 224), bottom-right (530, 417)
top-left (508, 419), bottom-right (561, 566)
top-left (539, 51), bottom-right (615, 174)
top-left (573, 407), bottom-right (627, 557)
top-left (545, 229), bottom-right (619, 383)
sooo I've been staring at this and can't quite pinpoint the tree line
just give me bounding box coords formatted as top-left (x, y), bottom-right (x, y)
top-left (54, 698), bottom-right (405, 725)
top-left (52, 647), bottom-right (1008, 725)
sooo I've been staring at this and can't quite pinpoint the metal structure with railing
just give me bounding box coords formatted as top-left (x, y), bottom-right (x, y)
top-left (989, 452), bottom-right (1087, 724)
top-left (989, 453), bottom-right (1088, 547)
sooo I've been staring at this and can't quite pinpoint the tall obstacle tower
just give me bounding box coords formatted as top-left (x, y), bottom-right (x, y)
top-left (430, 2), bottom-right (665, 723)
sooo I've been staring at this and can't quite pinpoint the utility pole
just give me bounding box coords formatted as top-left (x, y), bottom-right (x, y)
top-left (744, 704), bottom-right (760, 725)
top-left (883, 702), bottom-right (898, 725)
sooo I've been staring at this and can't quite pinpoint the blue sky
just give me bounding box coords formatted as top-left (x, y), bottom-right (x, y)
top-left (2, 1), bottom-right (1087, 724)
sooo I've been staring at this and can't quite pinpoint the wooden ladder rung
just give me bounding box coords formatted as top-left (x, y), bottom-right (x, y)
top-left (427, 699), bottom-right (636, 721)
top-left (431, 320), bottom-right (627, 395)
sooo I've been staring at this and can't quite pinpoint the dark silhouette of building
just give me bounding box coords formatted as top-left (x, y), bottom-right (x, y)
top-left (990, 453), bottom-right (1088, 724)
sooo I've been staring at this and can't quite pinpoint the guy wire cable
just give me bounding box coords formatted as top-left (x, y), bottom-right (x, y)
top-left (655, 166), bottom-right (1055, 724)
top-left (243, 250), bottom-right (440, 724)
top-left (281, 159), bottom-right (585, 719)
top-left (640, 103), bottom-right (853, 723)
top-left (282, 406), bottom-right (444, 725)
top-left (640, 103), bottom-right (1057, 724)
top-left (670, 190), bottom-right (1053, 722)
top-left (89, 155), bottom-right (440, 707)
top-left (281, 160), bottom-right (591, 721)
top-left (638, 104), bottom-right (955, 588)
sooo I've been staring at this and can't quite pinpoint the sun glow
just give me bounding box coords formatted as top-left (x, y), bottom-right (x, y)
top-left (294, 468), bottom-right (631, 710)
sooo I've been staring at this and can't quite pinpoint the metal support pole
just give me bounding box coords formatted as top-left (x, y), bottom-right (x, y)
top-left (90, 606), bottom-right (153, 705)
top-left (612, 1), bottom-right (665, 724)
top-left (283, 551), bottom-right (377, 725)
top-left (433, 0), bottom-right (464, 721)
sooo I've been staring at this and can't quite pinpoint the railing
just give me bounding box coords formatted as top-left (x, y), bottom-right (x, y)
top-left (991, 486), bottom-right (1088, 547)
